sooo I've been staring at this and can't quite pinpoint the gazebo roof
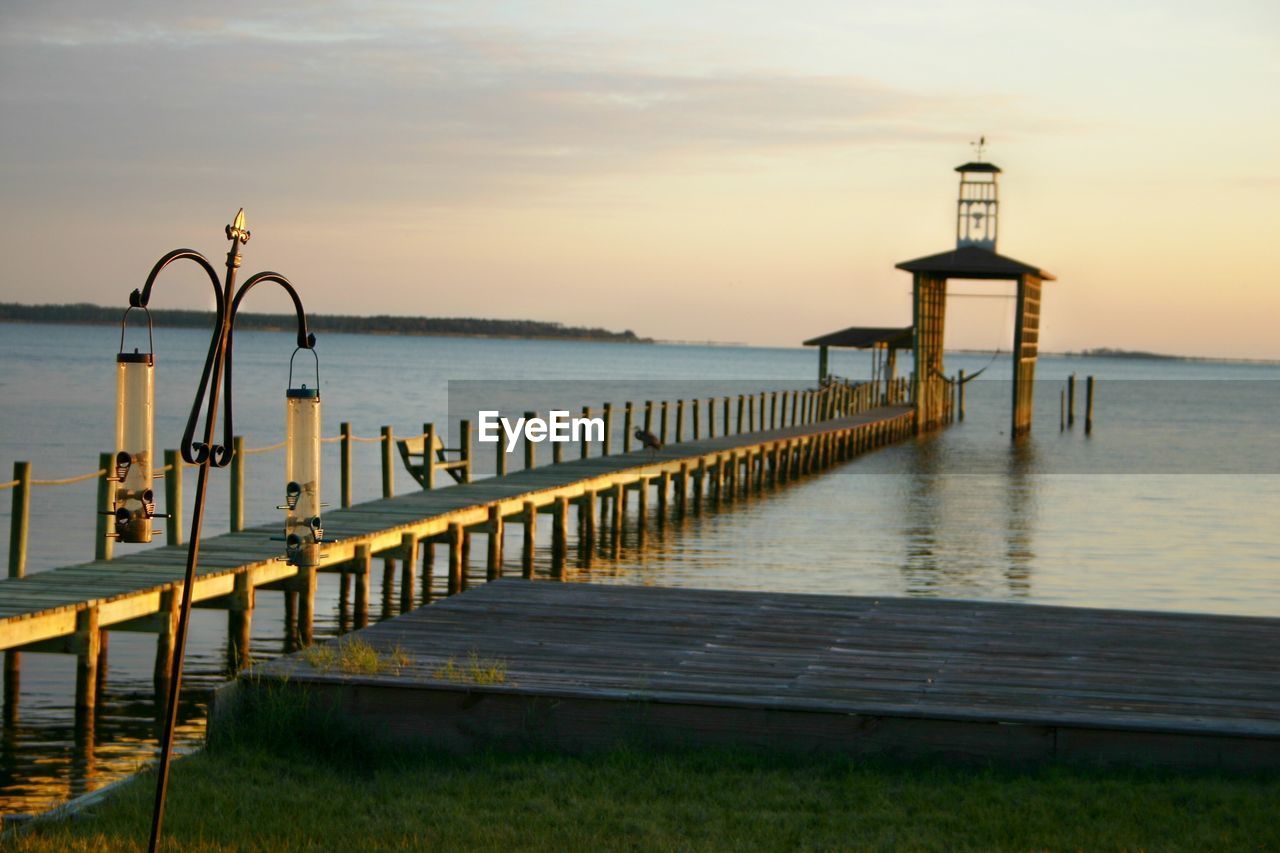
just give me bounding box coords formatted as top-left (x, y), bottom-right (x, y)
top-left (802, 325), bottom-right (913, 349)
top-left (895, 245), bottom-right (1055, 281)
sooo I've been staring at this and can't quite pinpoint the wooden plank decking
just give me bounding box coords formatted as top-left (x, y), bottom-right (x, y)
top-left (0, 405), bottom-right (914, 655)
top-left (221, 580), bottom-right (1280, 770)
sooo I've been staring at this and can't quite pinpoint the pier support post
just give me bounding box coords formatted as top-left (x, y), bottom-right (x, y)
top-left (94, 453), bottom-right (114, 562)
top-left (637, 478), bottom-right (650, 535)
top-left (623, 403), bottom-right (634, 453)
top-left (1086, 376), bottom-right (1096, 435)
top-left (1067, 374), bottom-right (1076, 428)
top-left (227, 573), bottom-right (254, 672)
top-left (487, 506), bottom-right (504, 580)
top-left (74, 607), bottom-right (101, 714)
top-left (524, 412), bottom-right (537, 469)
top-left (603, 404), bottom-right (613, 456)
top-left (423, 423), bottom-right (437, 490)
top-left (230, 436), bottom-right (246, 532)
top-left (660, 401), bottom-right (669, 444)
top-left (381, 426), bottom-right (395, 497)
top-left (340, 422), bottom-right (353, 507)
top-left (422, 538), bottom-right (435, 603)
top-left (447, 524), bottom-right (464, 596)
top-left (692, 399), bottom-right (700, 440)
top-left (154, 590), bottom-right (178, 695)
top-left (296, 567), bottom-right (317, 647)
top-left (675, 400), bottom-right (684, 443)
top-left (552, 496), bottom-right (568, 578)
top-left (522, 501), bottom-right (537, 578)
top-left (581, 406), bottom-right (592, 459)
top-left (164, 451), bottom-right (183, 545)
top-left (657, 471), bottom-right (670, 518)
top-left (353, 544), bottom-right (371, 628)
top-left (400, 533), bottom-right (418, 612)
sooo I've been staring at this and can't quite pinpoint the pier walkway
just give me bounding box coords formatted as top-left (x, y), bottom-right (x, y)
top-left (0, 401), bottom-right (915, 714)
top-left (225, 580), bottom-right (1280, 770)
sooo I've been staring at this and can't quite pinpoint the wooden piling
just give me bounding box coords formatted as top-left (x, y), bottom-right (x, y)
top-left (603, 404), bottom-right (613, 456)
top-left (957, 370), bottom-right (966, 421)
top-left (623, 402), bottom-right (634, 453)
top-left (340, 422), bottom-right (353, 507)
top-left (94, 453), bottom-right (113, 562)
top-left (459, 419), bottom-right (473, 483)
top-left (692, 399), bottom-right (700, 440)
top-left (227, 574), bottom-right (253, 672)
top-left (496, 431), bottom-right (507, 477)
top-left (74, 607), bottom-right (100, 713)
top-left (524, 411), bottom-right (537, 470)
top-left (1067, 374), bottom-right (1076, 428)
top-left (154, 590), bottom-right (178, 693)
top-left (400, 533), bottom-right (418, 612)
top-left (521, 501), bottom-right (536, 578)
top-left (163, 450), bottom-right (183, 545)
top-left (487, 506), bottom-right (504, 580)
top-left (581, 406), bottom-right (592, 459)
top-left (423, 423), bottom-right (437, 489)
top-left (230, 435), bottom-right (246, 532)
top-left (1086, 376), bottom-right (1096, 435)
top-left (447, 524), bottom-right (464, 596)
top-left (551, 496), bottom-right (568, 577)
top-left (421, 539), bottom-right (434, 603)
top-left (380, 426), bottom-right (395, 497)
top-left (8, 461), bottom-right (30, 580)
top-left (736, 395), bottom-right (745, 434)
top-left (660, 401), bottom-right (669, 444)
top-left (353, 544), bottom-right (371, 628)
top-left (675, 400), bottom-right (684, 443)
top-left (657, 471), bottom-right (670, 518)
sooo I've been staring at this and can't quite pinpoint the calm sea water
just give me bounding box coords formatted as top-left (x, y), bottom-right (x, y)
top-left (1, 321), bottom-right (1277, 814)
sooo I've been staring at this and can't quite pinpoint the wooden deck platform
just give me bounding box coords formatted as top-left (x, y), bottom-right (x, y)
top-left (219, 580), bottom-right (1280, 770)
top-left (0, 404), bottom-right (915, 713)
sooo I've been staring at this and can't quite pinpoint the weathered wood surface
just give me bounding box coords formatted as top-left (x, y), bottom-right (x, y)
top-left (229, 580), bottom-right (1280, 768)
top-left (0, 406), bottom-right (912, 650)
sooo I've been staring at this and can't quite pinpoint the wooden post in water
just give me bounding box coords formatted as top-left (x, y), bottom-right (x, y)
top-left (657, 471), bottom-right (670, 518)
top-left (95, 453), bottom-right (114, 561)
top-left (1085, 376), bottom-right (1096, 435)
top-left (496, 430), bottom-right (507, 477)
top-left (339, 422), bottom-right (353, 507)
top-left (423, 423), bottom-right (437, 490)
top-left (675, 400), bottom-right (685, 443)
top-left (522, 501), bottom-right (536, 578)
top-left (736, 395), bottom-right (745, 434)
top-left (581, 406), bottom-right (592, 459)
top-left (380, 426), bottom-right (395, 497)
top-left (722, 397), bottom-right (730, 436)
top-left (9, 461), bottom-right (30, 580)
top-left (551, 496), bottom-right (568, 578)
top-left (421, 538), bottom-right (434, 603)
top-left (353, 544), bottom-right (371, 627)
top-left (644, 401), bottom-right (654, 436)
top-left (660, 401), bottom-right (669, 445)
top-left (692, 399), bottom-right (700, 440)
top-left (957, 370), bottom-right (966, 421)
top-left (227, 573), bottom-right (253, 672)
top-left (163, 451), bottom-right (183, 545)
top-left (447, 524), bottom-right (464, 595)
top-left (487, 506), bottom-right (504, 580)
top-left (459, 419), bottom-right (473, 483)
top-left (603, 404), bottom-right (614, 456)
top-left (770, 392), bottom-right (778, 429)
top-left (230, 435), bottom-right (245, 532)
top-left (623, 402), bottom-right (634, 453)
top-left (74, 607), bottom-right (100, 714)
top-left (707, 397), bottom-right (715, 438)
top-left (154, 590), bottom-right (179, 695)
top-left (1067, 374), bottom-right (1076, 428)
top-left (524, 411), bottom-right (537, 470)
top-left (400, 533), bottom-right (418, 612)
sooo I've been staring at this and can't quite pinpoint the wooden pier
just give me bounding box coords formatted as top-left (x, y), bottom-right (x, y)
top-left (218, 580), bottom-right (1280, 771)
top-left (0, 383), bottom-right (915, 718)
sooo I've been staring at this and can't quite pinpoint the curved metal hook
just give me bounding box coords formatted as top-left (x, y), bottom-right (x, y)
top-left (220, 271), bottom-right (317, 454)
top-left (127, 249), bottom-right (230, 467)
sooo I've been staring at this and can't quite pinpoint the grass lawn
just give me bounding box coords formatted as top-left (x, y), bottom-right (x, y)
top-left (7, 688), bottom-right (1278, 851)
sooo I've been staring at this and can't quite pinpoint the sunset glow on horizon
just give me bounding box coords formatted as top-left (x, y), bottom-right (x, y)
top-left (2, 0), bottom-right (1277, 358)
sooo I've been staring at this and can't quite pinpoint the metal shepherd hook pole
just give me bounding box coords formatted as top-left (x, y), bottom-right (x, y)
top-left (119, 210), bottom-right (317, 852)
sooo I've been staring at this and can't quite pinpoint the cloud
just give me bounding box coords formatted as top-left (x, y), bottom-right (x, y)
top-left (0, 2), bottom-right (1041, 212)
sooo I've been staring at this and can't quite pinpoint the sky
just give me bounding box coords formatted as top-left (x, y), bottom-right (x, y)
top-left (2, 0), bottom-right (1278, 358)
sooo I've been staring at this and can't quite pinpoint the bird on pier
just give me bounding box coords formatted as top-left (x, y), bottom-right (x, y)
top-left (633, 428), bottom-right (662, 458)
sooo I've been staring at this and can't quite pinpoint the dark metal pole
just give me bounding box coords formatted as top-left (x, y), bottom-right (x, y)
top-left (148, 226), bottom-right (241, 853)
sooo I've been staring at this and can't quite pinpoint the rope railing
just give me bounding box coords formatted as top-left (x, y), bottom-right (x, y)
top-left (5, 381), bottom-right (910, 579)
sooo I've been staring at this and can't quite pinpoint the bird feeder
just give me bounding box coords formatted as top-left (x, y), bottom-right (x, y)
top-left (283, 348), bottom-right (323, 567)
top-left (112, 307), bottom-right (158, 542)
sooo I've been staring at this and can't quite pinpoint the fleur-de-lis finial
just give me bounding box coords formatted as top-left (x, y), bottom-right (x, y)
top-left (226, 209), bottom-right (251, 244)
top-left (971, 135), bottom-right (987, 161)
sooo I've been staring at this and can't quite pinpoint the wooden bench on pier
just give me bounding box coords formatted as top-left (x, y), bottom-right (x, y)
top-left (396, 424), bottom-right (471, 489)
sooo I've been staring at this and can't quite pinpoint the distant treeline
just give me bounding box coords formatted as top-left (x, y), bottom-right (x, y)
top-left (0, 302), bottom-right (650, 344)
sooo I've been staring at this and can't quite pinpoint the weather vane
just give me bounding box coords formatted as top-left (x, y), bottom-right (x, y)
top-left (971, 135), bottom-right (987, 161)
